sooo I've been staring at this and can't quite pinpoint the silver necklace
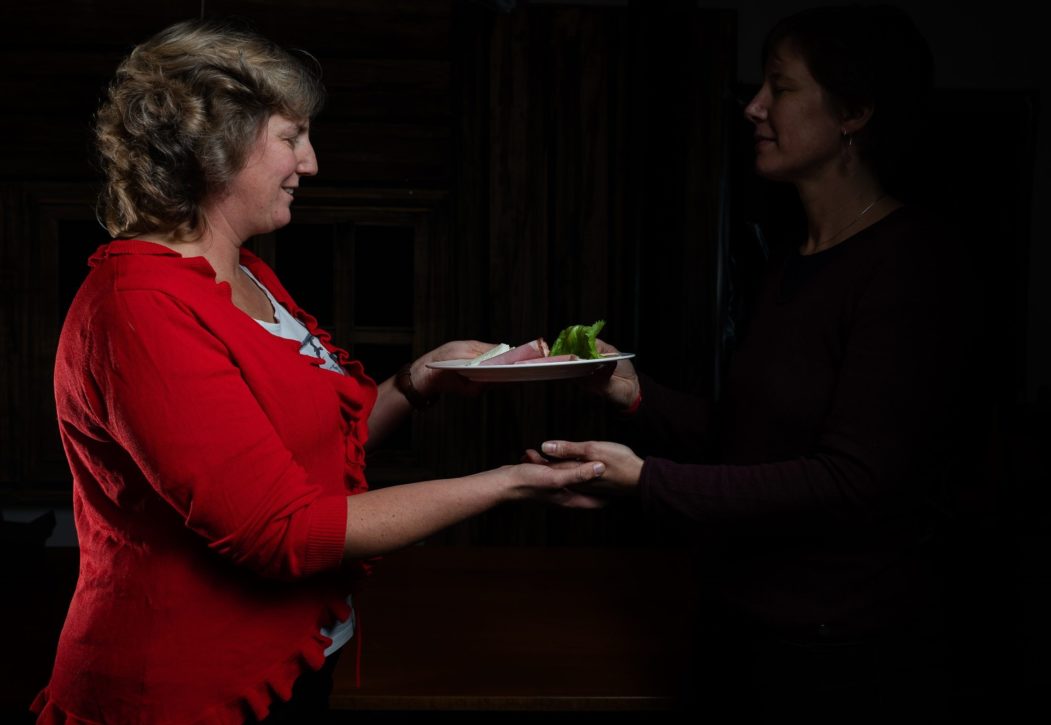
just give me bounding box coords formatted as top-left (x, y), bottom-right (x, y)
top-left (814, 194), bottom-right (886, 250)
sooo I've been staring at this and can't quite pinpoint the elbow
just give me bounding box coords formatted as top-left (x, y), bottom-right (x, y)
top-left (209, 494), bottom-right (348, 581)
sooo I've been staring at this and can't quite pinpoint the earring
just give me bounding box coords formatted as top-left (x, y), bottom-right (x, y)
top-left (842, 131), bottom-right (853, 147)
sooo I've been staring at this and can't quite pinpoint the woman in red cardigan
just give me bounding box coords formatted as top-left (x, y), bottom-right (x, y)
top-left (33, 18), bottom-right (605, 724)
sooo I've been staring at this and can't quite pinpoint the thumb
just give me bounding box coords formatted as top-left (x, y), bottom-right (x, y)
top-left (541, 440), bottom-right (587, 460)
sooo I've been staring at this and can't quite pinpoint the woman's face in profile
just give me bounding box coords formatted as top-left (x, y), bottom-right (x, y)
top-left (216, 114), bottom-right (319, 240)
top-left (744, 42), bottom-right (843, 184)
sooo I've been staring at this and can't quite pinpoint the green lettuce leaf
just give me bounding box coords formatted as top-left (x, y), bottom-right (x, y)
top-left (550, 320), bottom-right (605, 359)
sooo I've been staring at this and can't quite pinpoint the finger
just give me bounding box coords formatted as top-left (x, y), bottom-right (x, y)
top-left (522, 449), bottom-right (548, 464)
top-left (588, 361), bottom-right (617, 378)
top-left (548, 459), bottom-right (597, 471)
top-left (541, 485), bottom-right (609, 509)
top-left (552, 490), bottom-right (609, 509)
top-left (457, 340), bottom-right (498, 358)
top-left (464, 340), bottom-right (496, 357)
top-left (541, 440), bottom-right (589, 461)
top-left (551, 460), bottom-right (605, 484)
top-left (568, 478), bottom-right (619, 496)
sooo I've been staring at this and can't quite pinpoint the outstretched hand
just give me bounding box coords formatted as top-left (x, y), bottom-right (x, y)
top-left (505, 460), bottom-right (609, 509)
top-left (526, 439), bottom-right (644, 495)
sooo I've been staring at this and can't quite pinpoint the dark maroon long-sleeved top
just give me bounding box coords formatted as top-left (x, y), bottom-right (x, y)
top-left (635, 206), bottom-right (974, 637)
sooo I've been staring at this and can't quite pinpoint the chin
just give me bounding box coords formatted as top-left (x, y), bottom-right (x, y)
top-left (754, 161), bottom-right (792, 183)
top-left (269, 212), bottom-right (293, 231)
top-left (753, 163), bottom-right (777, 181)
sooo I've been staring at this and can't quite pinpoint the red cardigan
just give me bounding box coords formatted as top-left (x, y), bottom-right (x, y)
top-left (33, 240), bottom-right (377, 724)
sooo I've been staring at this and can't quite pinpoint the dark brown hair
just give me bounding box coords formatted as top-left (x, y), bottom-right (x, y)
top-left (762, 4), bottom-right (933, 184)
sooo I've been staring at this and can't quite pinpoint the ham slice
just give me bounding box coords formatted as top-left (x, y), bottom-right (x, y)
top-left (513, 354), bottom-right (578, 364)
top-left (479, 338), bottom-right (550, 365)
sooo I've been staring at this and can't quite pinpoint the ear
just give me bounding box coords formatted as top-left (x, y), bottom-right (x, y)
top-left (840, 103), bottom-right (874, 136)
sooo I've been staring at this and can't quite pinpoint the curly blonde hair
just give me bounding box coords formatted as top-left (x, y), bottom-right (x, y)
top-left (95, 18), bottom-right (325, 239)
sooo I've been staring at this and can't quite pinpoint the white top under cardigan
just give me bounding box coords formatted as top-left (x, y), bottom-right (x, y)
top-left (242, 266), bottom-right (354, 657)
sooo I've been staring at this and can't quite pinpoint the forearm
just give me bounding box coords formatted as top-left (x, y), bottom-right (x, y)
top-left (639, 444), bottom-right (895, 533)
top-left (343, 468), bottom-right (514, 558)
top-left (364, 340), bottom-right (496, 449)
top-left (365, 377), bottom-right (413, 449)
top-left (342, 457), bottom-right (607, 558)
top-left (625, 373), bottom-right (714, 459)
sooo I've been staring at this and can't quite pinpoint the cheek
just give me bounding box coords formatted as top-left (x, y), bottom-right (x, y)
top-left (801, 100), bottom-right (841, 139)
top-left (778, 108), bottom-right (835, 149)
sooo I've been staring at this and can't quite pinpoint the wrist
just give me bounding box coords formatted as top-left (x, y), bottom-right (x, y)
top-left (624, 389), bottom-right (643, 415)
top-left (395, 363), bottom-right (437, 410)
top-left (504, 466), bottom-right (528, 502)
top-left (617, 380), bottom-right (642, 415)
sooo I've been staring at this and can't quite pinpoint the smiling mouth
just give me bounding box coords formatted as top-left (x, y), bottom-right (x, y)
top-left (282, 188), bottom-right (296, 197)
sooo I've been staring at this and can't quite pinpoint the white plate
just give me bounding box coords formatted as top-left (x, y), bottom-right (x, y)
top-left (427, 352), bottom-right (635, 382)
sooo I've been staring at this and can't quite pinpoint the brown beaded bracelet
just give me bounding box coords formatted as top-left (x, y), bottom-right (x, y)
top-left (395, 363), bottom-right (436, 410)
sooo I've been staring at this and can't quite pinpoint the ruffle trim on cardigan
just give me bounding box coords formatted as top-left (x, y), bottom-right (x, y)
top-left (319, 352), bottom-right (374, 480)
top-left (32, 597), bottom-right (353, 725)
top-left (240, 248), bottom-right (378, 479)
top-left (293, 283), bottom-right (380, 579)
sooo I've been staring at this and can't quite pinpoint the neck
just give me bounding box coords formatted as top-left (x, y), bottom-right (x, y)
top-left (796, 169), bottom-right (891, 255)
top-left (138, 210), bottom-right (245, 283)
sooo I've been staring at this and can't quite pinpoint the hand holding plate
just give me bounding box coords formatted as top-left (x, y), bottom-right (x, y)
top-left (577, 339), bottom-right (641, 410)
top-left (412, 340), bottom-right (494, 397)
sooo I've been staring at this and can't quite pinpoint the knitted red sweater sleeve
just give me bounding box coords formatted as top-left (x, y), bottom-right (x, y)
top-left (91, 287), bottom-right (347, 580)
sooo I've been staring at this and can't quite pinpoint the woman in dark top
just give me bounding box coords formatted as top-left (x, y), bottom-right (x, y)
top-left (532, 6), bottom-right (974, 723)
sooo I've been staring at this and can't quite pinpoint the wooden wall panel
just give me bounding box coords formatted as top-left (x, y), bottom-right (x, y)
top-left (208, 0), bottom-right (456, 187)
top-left (319, 58), bottom-right (452, 121)
top-left (310, 122), bottom-right (452, 186)
top-left (207, 0), bottom-right (452, 57)
top-left (627, 6), bottom-right (736, 396)
top-left (2, 2), bottom-right (200, 181)
top-left (1, 1), bottom-right (198, 51)
top-left (0, 184), bottom-right (106, 496)
top-left (1, 0), bottom-right (455, 186)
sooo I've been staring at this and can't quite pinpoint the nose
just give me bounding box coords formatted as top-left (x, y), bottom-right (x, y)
top-left (744, 89), bottom-right (767, 125)
top-left (298, 138), bottom-right (318, 177)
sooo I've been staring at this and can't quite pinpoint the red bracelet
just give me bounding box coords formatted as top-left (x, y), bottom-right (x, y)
top-left (624, 390), bottom-right (643, 415)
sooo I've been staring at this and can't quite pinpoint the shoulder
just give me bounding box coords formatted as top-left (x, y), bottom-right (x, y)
top-left (89, 240), bottom-right (243, 311)
top-left (64, 241), bottom-right (239, 353)
top-left (76, 240), bottom-right (223, 304)
top-left (863, 205), bottom-right (955, 261)
top-left (829, 206), bottom-right (959, 298)
top-left (849, 206), bottom-right (972, 323)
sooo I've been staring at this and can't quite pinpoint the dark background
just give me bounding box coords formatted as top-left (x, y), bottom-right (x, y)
top-left (1, 0), bottom-right (1046, 719)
